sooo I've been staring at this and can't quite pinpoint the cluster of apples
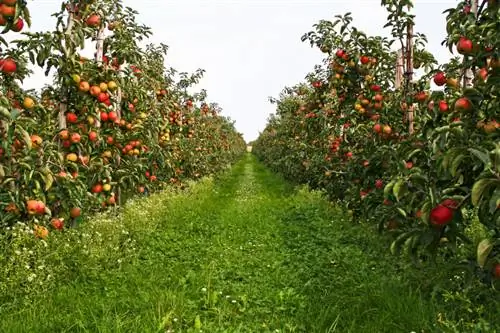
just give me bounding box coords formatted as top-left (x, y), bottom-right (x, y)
top-left (0, 0), bottom-right (25, 32)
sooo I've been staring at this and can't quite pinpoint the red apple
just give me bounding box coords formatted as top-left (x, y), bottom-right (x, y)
top-left (433, 71), bottom-right (447, 86)
top-left (457, 37), bottom-right (473, 55)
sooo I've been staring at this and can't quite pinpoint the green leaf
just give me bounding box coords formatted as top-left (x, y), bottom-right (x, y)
top-left (390, 230), bottom-right (419, 255)
top-left (397, 207), bottom-right (407, 218)
top-left (407, 148), bottom-right (421, 160)
top-left (468, 148), bottom-right (490, 167)
top-left (477, 239), bottom-right (493, 268)
top-left (18, 127), bottom-right (32, 150)
top-left (22, 6), bottom-right (32, 27)
top-left (384, 179), bottom-right (396, 197)
top-left (393, 179), bottom-right (406, 201)
top-left (471, 178), bottom-right (498, 206)
top-left (450, 153), bottom-right (466, 177)
top-left (42, 167), bottom-right (54, 191)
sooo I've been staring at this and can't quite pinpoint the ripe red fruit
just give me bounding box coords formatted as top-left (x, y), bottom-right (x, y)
top-left (106, 136), bottom-right (114, 144)
top-left (100, 111), bottom-right (109, 122)
top-left (66, 112), bottom-right (78, 123)
top-left (430, 204), bottom-right (454, 227)
top-left (438, 100), bottom-right (449, 112)
top-left (345, 151), bottom-right (353, 158)
top-left (455, 97), bottom-right (472, 112)
top-left (415, 91), bottom-right (428, 103)
top-left (433, 71), bottom-right (446, 86)
top-left (335, 49), bottom-right (345, 58)
top-left (88, 131), bottom-right (98, 142)
top-left (373, 123), bottom-right (382, 133)
top-left (51, 218), bottom-right (64, 230)
top-left (0, 58), bottom-right (17, 73)
top-left (70, 207), bottom-right (81, 218)
top-left (107, 196), bottom-right (116, 205)
top-left (370, 85), bottom-right (381, 92)
top-left (108, 111), bottom-right (118, 122)
top-left (97, 92), bottom-right (109, 103)
top-left (91, 183), bottom-right (103, 193)
top-left (11, 18), bottom-right (23, 32)
top-left (0, 4), bottom-right (15, 17)
top-left (360, 55), bottom-right (370, 64)
top-left (2, 0), bottom-right (17, 6)
top-left (70, 133), bottom-right (81, 143)
top-left (457, 37), bottom-right (473, 55)
top-left (26, 200), bottom-right (45, 215)
top-left (494, 264), bottom-right (500, 279)
top-left (441, 198), bottom-right (459, 210)
top-left (476, 68), bottom-right (488, 81)
top-left (86, 14), bottom-right (101, 27)
top-left (405, 161), bottom-right (413, 169)
top-left (375, 179), bottom-right (383, 189)
top-left (312, 81), bottom-right (322, 88)
top-left (34, 201), bottom-right (45, 215)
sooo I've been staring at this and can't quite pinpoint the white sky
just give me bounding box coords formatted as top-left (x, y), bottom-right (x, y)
top-left (17, 0), bottom-right (457, 142)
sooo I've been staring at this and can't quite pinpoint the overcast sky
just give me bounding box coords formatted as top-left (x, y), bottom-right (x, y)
top-left (18, 0), bottom-right (457, 142)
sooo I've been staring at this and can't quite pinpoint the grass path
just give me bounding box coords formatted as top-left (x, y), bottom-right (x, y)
top-left (1, 154), bottom-right (439, 332)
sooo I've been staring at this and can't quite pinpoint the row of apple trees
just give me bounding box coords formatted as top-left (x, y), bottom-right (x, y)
top-left (253, 0), bottom-right (499, 286)
top-left (0, 0), bottom-right (246, 234)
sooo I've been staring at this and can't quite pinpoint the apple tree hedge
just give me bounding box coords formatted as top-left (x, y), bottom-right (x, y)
top-left (0, 0), bottom-right (246, 232)
top-left (254, 0), bottom-right (500, 286)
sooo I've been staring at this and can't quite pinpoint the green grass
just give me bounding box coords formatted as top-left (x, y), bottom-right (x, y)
top-left (1, 154), bottom-right (448, 332)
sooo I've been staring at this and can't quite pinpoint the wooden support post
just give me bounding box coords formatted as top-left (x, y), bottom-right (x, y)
top-left (395, 48), bottom-right (404, 89)
top-left (406, 15), bottom-right (414, 135)
top-left (463, 0), bottom-right (478, 88)
top-left (59, 8), bottom-right (75, 130)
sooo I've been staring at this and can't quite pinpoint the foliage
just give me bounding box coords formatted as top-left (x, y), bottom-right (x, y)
top-left (254, 0), bottom-right (500, 291)
top-left (0, 0), bottom-right (246, 231)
